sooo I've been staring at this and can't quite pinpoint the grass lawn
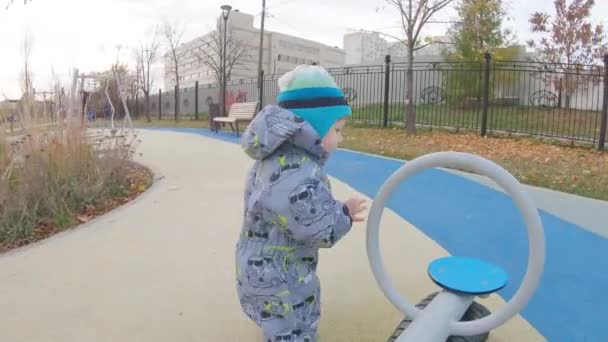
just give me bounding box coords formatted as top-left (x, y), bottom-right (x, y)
top-left (351, 103), bottom-right (603, 142)
top-left (133, 116), bottom-right (608, 201)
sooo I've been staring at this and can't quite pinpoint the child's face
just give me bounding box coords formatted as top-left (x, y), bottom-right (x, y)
top-left (321, 119), bottom-right (346, 153)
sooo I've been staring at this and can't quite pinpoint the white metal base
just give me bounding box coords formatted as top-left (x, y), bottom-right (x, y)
top-left (396, 291), bottom-right (474, 342)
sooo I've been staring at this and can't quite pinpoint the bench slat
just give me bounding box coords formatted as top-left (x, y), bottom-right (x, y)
top-left (213, 117), bottom-right (237, 122)
top-left (225, 102), bottom-right (258, 120)
top-left (230, 109), bottom-right (256, 113)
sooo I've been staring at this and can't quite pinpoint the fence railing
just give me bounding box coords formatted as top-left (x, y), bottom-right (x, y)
top-left (129, 53), bottom-right (608, 150)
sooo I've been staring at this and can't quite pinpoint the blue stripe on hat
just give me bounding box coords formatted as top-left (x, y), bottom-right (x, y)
top-left (279, 96), bottom-right (347, 109)
top-left (277, 87), bottom-right (344, 103)
top-left (290, 105), bottom-right (352, 138)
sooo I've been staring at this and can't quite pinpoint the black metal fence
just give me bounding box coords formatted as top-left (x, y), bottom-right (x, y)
top-left (134, 53), bottom-right (608, 150)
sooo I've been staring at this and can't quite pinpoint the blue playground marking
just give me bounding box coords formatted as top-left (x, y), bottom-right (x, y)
top-left (145, 127), bottom-right (608, 342)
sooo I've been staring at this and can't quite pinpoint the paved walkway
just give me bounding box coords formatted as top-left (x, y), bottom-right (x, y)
top-left (148, 127), bottom-right (608, 342)
top-left (0, 130), bottom-right (541, 342)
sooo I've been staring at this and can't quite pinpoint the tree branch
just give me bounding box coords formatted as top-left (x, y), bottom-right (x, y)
top-left (413, 42), bottom-right (433, 51)
top-left (365, 30), bottom-right (408, 45)
top-left (410, 0), bottom-right (427, 34)
top-left (191, 29), bottom-right (253, 84)
top-left (162, 21), bottom-right (185, 88)
top-left (414, 0), bottom-right (454, 44)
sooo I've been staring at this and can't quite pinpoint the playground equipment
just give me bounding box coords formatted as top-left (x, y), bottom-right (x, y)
top-left (367, 152), bottom-right (546, 342)
top-left (79, 70), bottom-right (134, 137)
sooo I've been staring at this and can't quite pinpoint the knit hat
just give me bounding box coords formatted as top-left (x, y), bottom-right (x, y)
top-left (277, 65), bottom-right (351, 138)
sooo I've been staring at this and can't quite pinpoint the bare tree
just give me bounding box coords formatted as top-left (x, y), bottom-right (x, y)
top-left (20, 30), bottom-right (34, 97)
top-left (5, 0), bottom-right (32, 10)
top-left (162, 21), bottom-right (185, 121)
top-left (108, 63), bottom-right (135, 117)
top-left (527, 0), bottom-right (607, 108)
top-left (193, 29), bottom-right (253, 100)
top-left (385, 0), bottom-right (455, 134)
top-left (125, 66), bottom-right (140, 118)
top-left (49, 66), bottom-right (65, 121)
top-left (135, 31), bottom-right (159, 123)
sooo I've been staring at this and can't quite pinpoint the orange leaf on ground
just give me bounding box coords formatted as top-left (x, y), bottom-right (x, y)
top-left (76, 215), bottom-right (91, 223)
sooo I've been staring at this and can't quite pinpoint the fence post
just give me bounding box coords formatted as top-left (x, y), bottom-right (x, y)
top-left (599, 54), bottom-right (608, 151)
top-left (259, 70), bottom-right (265, 110)
top-left (195, 81), bottom-right (199, 120)
top-left (481, 52), bottom-right (492, 137)
top-left (135, 94), bottom-right (139, 120)
top-left (383, 54), bottom-right (391, 128)
top-left (174, 85), bottom-right (179, 121)
top-left (158, 88), bottom-right (162, 120)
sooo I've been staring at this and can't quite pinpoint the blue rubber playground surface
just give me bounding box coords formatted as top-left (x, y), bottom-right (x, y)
top-left (149, 127), bottom-right (608, 342)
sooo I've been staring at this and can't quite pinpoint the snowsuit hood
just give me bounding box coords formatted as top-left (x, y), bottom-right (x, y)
top-left (241, 105), bottom-right (328, 162)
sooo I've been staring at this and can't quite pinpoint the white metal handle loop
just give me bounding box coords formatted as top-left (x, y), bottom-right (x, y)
top-left (366, 152), bottom-right (545, 336)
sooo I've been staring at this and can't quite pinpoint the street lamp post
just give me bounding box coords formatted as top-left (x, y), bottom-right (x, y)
top-left (257, 0), bottom-right (266, 108)
top-left (220, 4), bottom-right (232, 117)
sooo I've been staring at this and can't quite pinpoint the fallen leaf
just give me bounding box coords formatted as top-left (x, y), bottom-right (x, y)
top-left (76, 215), bottom-right (91, 223)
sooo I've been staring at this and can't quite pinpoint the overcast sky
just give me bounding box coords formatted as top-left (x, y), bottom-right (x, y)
top-left (0, 0), bottom-right (606, 99)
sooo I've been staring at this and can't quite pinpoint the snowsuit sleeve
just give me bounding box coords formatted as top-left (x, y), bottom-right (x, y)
top-left (264, 161), bottom-right (353, 248)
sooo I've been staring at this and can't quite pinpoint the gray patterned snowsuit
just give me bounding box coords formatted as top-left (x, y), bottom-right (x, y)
top-left (236, 105), bottom-right (353, 342)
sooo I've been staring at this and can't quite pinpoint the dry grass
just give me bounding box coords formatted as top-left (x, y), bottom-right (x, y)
top-left (0, 110), bottom-right (151, 251)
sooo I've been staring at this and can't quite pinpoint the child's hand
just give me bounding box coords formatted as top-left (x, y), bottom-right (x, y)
top-left (345, 198), bottom-right (367, 223)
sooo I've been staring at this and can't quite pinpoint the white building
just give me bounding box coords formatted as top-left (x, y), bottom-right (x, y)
top-left (343, 31), bottom-right (388, 65)
top-left (343, 31), bottom-right (452, 65)
top-left (164, 10), bottom-right (345, 90)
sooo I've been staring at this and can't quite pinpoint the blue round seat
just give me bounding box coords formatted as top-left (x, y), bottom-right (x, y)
top-left (427, 256), bottom-right (508, 295)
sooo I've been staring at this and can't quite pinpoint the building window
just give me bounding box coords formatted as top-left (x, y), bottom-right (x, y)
top-left (277, 54), bottom-right (282, 61)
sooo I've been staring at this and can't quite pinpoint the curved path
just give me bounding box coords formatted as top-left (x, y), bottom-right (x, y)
top-left (0, 129), bottom-right (544, 341)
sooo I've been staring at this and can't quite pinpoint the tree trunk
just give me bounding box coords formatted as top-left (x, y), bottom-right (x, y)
top-left (405, 51), bottom-right (416, 135)
top-left (175, 63), bottom-right (180, 121)
top-left (145, 92), bottom-right (151, 123)
top-left (175, 90), bottom-right (180, 122)
top-left (564, 74), bottom-right (570, 109)
top-left (219, 78), bottom-right (224, 117)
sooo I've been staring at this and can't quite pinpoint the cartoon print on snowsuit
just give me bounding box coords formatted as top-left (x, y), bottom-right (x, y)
top-left (236, 105), bottom-right (353, 341)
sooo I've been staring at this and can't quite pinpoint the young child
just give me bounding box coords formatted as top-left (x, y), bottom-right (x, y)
top-left (236, 65), bottom-right (366, 342)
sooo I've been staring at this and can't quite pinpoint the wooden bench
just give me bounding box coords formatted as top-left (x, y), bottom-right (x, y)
top-left (212, 101), bottom-right (258, 136)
